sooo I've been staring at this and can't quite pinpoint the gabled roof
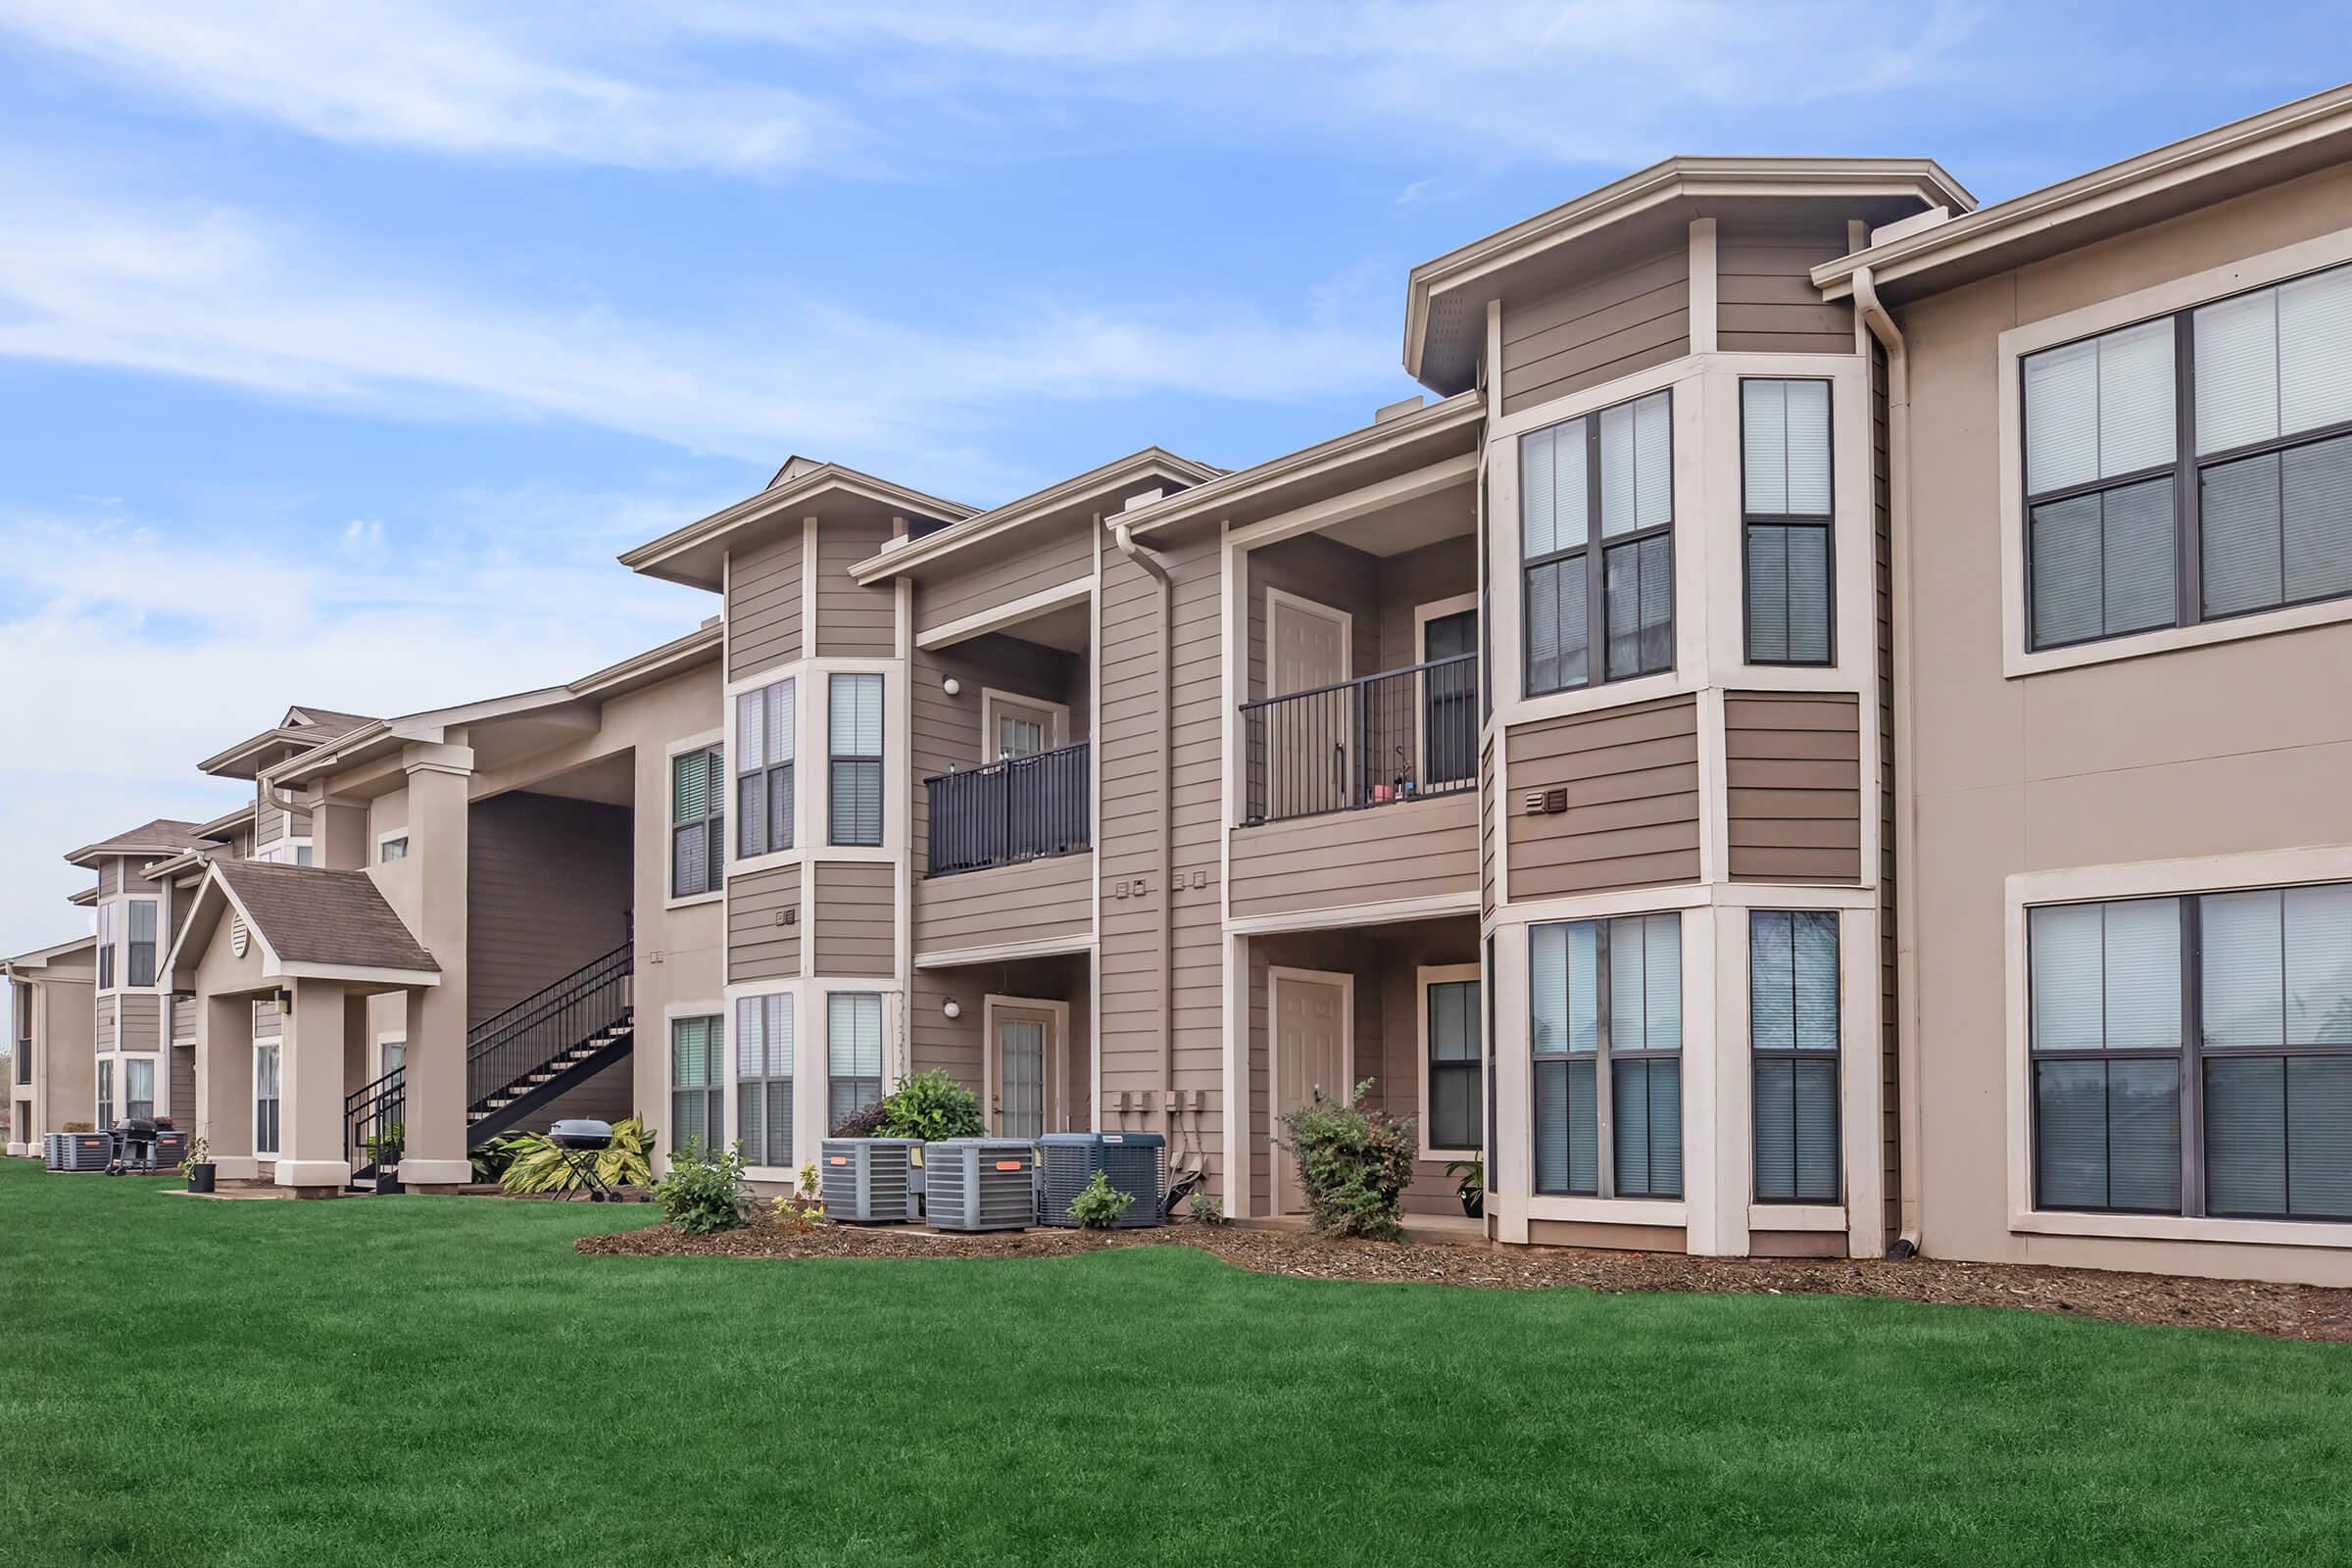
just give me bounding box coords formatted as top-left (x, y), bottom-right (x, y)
top-left (618, 461), bottom-right (975, 591)
top-left (1403, 155), bottom-right (1970, 394)
top-left (1815, 81), bottom-right (2352, 305)
top-left (1115, 391), bottom-right (1484, 540)
top-left (1, 933), bottom-right (96, 972)
top-left (851, 447), bottom-right (1224, 585)
top-left (165, 859), bottom-right (440, 988)
top-left (199, 706), bottom-right (378, 778)
top-left (63, 818), bottom-right (215, 868)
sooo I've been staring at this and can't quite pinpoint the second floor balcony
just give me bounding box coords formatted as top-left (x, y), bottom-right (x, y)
top-left (925, 740), bottom-right (1092, 877)
top-left (1241, 653), bottom-right (1477, 825)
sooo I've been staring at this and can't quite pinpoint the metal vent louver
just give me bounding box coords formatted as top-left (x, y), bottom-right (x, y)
top-left (818, 1138), bottom-right (920, 1223)
top-left (1036, 1133), bottom-right (1166, 1228)
top-left (924, 1139), bottom-right (1037, 1232)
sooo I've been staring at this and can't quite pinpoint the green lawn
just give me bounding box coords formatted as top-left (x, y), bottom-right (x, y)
top-left (3, 1161), bottom-right (2349, 1566)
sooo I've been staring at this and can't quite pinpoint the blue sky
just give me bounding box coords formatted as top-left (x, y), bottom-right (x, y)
top-left (0, 1), bottom-right (2341, 972)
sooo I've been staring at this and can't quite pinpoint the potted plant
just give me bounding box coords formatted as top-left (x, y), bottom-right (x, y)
top-left (1446, 1156), bottom-right (1484, 1219)
top-left (182, 1134), bottom-right (215, 1195)
top-left (364, 1121), bottom-right (405, 1196)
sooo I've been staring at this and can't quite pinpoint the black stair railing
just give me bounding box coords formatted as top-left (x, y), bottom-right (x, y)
top-left (1240, 653), bottom-right (1477, 825)
top-left (343, 1065), bottom-right (406, 1179)
top-left (925, 740), bottom-right (1091, 876)
top-left (466, 941), bottom-right (634, 1108)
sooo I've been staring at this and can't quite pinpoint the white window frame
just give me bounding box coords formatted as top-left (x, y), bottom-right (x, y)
top-left (2004, 845), bottom-right (2352, 1250)
top-left (375, 1030), bottom-right (406, 1080)
top-left (730, 990), bottom-right (796, 1175)
top-left (733, 676), bottom-right (798, 864)
top-left (978, 688), bottom-right (1068, 762)
top-left (254, 1036), bottom-right (283, 1157)
top-left (375, 829), bottom-right (411, 863)
top-left (123, 897), bottom-right (160, 990)
top-left (122, 1053), bottom-right (162, 1121)
top-left (1411, 593), bottom-right (1480, 795)
top-left (1997, 225), bottom-right (2352, 677)
top-left (1416, 962), bottom-right (1483, 1161)
top-left (663, 728), bottom-right (726, 908)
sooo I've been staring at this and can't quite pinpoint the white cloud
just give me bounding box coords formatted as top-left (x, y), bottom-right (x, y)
top-left (0, 498), bottom-right (717, 960)
top-left (0, 176), bottom-right (1395, 499)
top-left (0, 0), bottom-right (853, 172)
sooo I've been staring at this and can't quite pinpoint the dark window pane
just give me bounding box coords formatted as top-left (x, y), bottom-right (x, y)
top-left (2287, 1055), bottom-right (2352, 1218)
top-left (2105, 1058), bottom-right (2180, 1212)
top-left (2283, 432), bottom-right (2352, 606)
top-left (2031, 493), bottom-right (2102, 648)
top-left (1753, 1057), bottom-right (1794, 1201)
top-left (1644, 1057), bottom-right (1683, 1198)
top-left (738, 771), bottom-right (767, 858)
top-left (2205, 1055), bottom-right (2286, 1216)
top-left (1612, 1053), bottom-right (1648, 1194)
top-left (2202, 452), bottom-right (2284, 616)
top-left (1746, 523), bottom-right (1788, 662)
top-left (2101, 476), bottom-right (2176, 634)
top-left (1792, 1057), bottom-right (1839, 1201)
top-left (1786, 523), bottom-right (1831, 662)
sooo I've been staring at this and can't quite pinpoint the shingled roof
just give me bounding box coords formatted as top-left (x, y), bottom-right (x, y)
top-left (209, 860), bottom-right (439, 976)
top-left (63, 818), bottom-right (216, 867)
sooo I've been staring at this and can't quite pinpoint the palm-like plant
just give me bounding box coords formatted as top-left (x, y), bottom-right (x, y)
top-left (495, 1116), bottom-right (654, 1194)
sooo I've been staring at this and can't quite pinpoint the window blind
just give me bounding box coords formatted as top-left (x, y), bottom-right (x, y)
top-left (827, 993), bottom-right (884, 1129)
top-left (1750, 911), bottom-right (1841, 1203)
top-left (1426, 978), bottom-right (1481, 1151)
top-left (1521, 390), bottom-right (1672, 697)
top-left (1530, 914), bottom-right (1678, 1199)
top-left (735, 994), bottom-right (793, 1167)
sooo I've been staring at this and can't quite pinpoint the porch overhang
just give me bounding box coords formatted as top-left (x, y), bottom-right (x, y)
top-left (620, 463), bottom-right (974, 592)
top-left (163, 860), bottom-right (440, 994)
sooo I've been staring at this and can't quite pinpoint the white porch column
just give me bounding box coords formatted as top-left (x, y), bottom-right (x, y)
top-left (395, 742), bottom-right (473, 1189)
top-left (199, 994), bottom-right (258, 1180)
top-left (275, 978), bottom-right (351, 1192)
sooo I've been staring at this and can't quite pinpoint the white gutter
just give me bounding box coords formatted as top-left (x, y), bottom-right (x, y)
top-left (1853, 265), bottom-right (1924, 1260)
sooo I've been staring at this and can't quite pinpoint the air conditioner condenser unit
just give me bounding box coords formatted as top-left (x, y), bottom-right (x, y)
top-left (819, 1138), bottom-right (921, 1223)
top-left (924, 1139), bottom-right (1036, 1232)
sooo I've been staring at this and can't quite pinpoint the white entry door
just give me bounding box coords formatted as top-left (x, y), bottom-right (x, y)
top-left (988, 1000), bottom-right (1061, 1140)
top-left (1270, 969), bottom-right (1351, 1216)
top-left (1264, 591), bottom-right (1351, 817)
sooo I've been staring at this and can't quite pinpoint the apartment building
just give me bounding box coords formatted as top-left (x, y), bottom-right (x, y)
top-left (10, 84), bottom-right (2350, 1285)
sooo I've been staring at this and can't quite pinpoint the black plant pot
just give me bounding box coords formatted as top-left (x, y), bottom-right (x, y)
top-left (187, 1163), bottom-right (216, 1195)
top-left (1459, 1191), bottom-right (1484, 1219)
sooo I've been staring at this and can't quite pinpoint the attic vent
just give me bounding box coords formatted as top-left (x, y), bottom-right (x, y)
top-left (230, 914), bottom-right (250, 958)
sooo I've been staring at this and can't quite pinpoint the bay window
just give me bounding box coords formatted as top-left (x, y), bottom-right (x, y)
top-left (1531, 912), bottom-right (1683, 1199)
top-left (1521, 389), bottom-right (1674, 697)
top-left (1741, 378), bottom-right (1834, 664)
top-left (736, 678), bottom-right (796, 858)
top-left (826, 992), bottom-right (884, 1129)
top-left (828, 674), bottom-right (884, 848)
top-left (2022, 261), bottom-right (2352, 651)
top-left (735, 993), bottom-right (794, 1167)
top-left (1749, 910), bottom-right (1840, 1203)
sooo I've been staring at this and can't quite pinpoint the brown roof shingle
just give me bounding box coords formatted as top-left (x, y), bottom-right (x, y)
top-left (65, 818), bottom-right (216, 864)
top-left (214, 860), bottom-right (439, 974)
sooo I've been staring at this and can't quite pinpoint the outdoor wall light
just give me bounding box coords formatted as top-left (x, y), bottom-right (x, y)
top-left (942, 677), bottom-right (960, 697)
top-left (942, 999), bottom-right (961, 1019)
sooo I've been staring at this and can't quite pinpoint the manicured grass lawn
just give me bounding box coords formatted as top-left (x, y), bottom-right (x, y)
top-left (4, 1161), bottom-right (2350, 1566)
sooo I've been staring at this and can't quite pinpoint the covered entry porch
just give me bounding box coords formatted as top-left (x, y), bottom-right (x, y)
top-left (910, 946), bottom-right (1094, 1141)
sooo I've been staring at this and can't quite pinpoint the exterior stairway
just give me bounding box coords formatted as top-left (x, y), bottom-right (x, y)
top-left (344, 941), bottom-right (634, 1185)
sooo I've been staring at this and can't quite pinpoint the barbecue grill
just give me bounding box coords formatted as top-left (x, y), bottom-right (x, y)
top-left (106, 1116), bottom-right (164, 1176)
top-left (549, 1118), bottom-right (623, 1201)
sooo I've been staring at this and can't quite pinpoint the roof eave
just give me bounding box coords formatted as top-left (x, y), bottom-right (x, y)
top-left (618, 466), bottom-right (978, 591)
top-left (849, 449), bottom-right (1224, 584)
top-left (1813, 82), bottom-right (2352, 302)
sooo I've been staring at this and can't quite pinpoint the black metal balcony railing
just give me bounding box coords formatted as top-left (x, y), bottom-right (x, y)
top-left (1242, 653), bottom-right (1477, 825)
top-left (466, 941), bottom-right (634, 1107)
top-left (926, 741), bottom-right (1092, 876)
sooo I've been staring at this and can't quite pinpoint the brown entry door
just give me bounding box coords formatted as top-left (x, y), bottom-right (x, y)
top-left (1271, 971), bottom-right (1348, 1215)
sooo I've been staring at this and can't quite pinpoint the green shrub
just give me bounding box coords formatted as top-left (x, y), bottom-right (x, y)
top-left (1186, 1189), bottom-right (1226, 1226)
top-left (1067, 1170), bottom-right (1134, 1230)
top-left (498, 1117), bottom-right (653, 1195)
top-left (654, 1140), bottom-right (753, 1235)
top-left (876, 1069), bottom-right (986, 1143)
top-left (1276, 1079), bottom-right (1416, 1241)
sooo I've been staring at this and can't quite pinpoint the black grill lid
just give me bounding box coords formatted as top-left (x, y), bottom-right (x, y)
top-left (551, 1118), bottom-right (614, 1150)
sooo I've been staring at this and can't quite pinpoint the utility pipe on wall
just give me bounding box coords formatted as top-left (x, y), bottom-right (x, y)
top-left (1852, 266), bottom-right (1925, 1260)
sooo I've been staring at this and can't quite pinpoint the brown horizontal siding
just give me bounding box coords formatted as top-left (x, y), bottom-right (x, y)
top-left (95, 994), bottom-right (117, 1053)
top-left (814, 519), bottom-right (897, 659)
top-left (466, 793), bottom-right (633, 1029)
top-left (915, 853), bottom-right (1091, 956)
top-left (118, 994), bottom-right (161, 1053)
top-left (727, 864), bottom-right (802, 983)
top-left (1504, 696), bottom-right (1701, 898)
top-left (1717, 225), bottom-right (1855, 355)
top-left (1501, 240), bottom-right (1690, 417)
top-left (1725, 690), bottom-right (1861, 884)
top-left (1229, 792), bottom-right (1478, 920)
top-left (727, 531), bottom-right (803, 681)
top-left (913, 525), bottom-right (1093, 637)
top-left (172, 994), bottom-right (195, 1041)
top-left (1479, 738), bottom-right (1497, 920)
top-left (812, 860), bottom-right (895, 977)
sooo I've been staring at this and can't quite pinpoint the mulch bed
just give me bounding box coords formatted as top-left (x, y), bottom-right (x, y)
top-left (577, 1220), bottom-right (2352, 1343)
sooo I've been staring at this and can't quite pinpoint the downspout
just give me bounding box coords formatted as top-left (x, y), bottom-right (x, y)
top-left (1852, 265), bottom-right (1924, 1260)
top-left (1112, 521), bottom-right (1176, 1147)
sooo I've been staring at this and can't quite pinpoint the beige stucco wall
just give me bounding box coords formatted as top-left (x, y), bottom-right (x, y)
top-left (1899, 167), bottom-right (2352, 1283)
